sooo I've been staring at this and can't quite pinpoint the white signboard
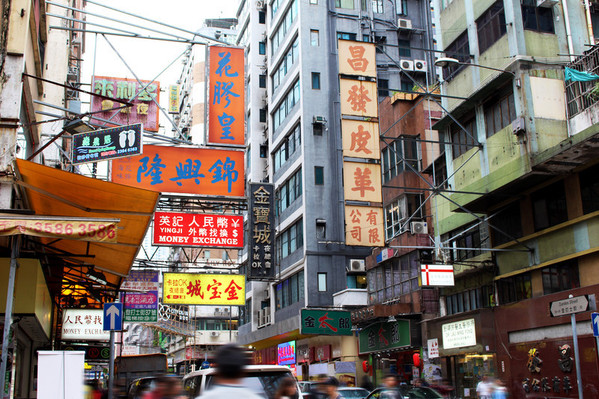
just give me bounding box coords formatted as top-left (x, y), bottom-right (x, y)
top-left (421, 264), bottom-right (455, 286)
top-left (61, 309), bottom-right (110, 341)
top-left (442, 318), bottom-right (476, 349)
top-left (428, 338), bottom-right (439, 358)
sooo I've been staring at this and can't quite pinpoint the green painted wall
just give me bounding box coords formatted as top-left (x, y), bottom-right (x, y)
top-left (453, 149), bottom-right (482, 190)
top-left (535, 119), bottom-right (568, 153)
top-left (524, 31), bottom-right (559, 58)
top-left (487, 125), bottom-right (521, 174)
top-left (439, 0), bottom-right (467, 47)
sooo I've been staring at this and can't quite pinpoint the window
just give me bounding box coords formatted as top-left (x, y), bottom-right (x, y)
top-left (335, 0), bottom-right (354, 9)
top-left (271, 0), bottom-right (298, 55)
top-left (276, 218), bottom-right (303, 260)
top-left (273, 79), bottom-right (300, 130)
top-left (259, 74), bottom-right (267, 88)
top-left (259, 108), bottom-right (267, 123)
top-left (271, 0), bottom-right (283, 18)
top-left (318, 273), bottom-right (327, 291)
top-left (313, 123), bottom-right (324, 136)
top-left (366, 252), bottom-right (419, 304)
top-left (361, 0), bottom-right (367, 11)
top-left (372, 0), bottom-right (383, 13)
top-left (273, 124), bottom-right (301, 172)
top-left (450, 115), bottom-right (477, 158)
top-left (580, 163), bottom-right (599, 214)
top-left (275, 270), bottom-right (304, 309)
top-left (385, 194), bottom-right (423, 240)
top-left (522, 0), bottom-right (554, 33)
top-left (398, 39), bottom-right (411, 57)
top-left (378, 79), bottom-right (389, 97)
top-left (272, 37), bottom-right (299, 91)
top-left (222, 251), bottom-right (229, 261)
top-left (310, 30), bottom-right (319, 46)
top-left (531, 181), bottom-right (568, 231)
top-left (542, 259), bottom-right (580, 295)
top-left (258, 11), bottom-right (266, 24)
top-left (484, 89), bottom-right (516, 137)
top-left (259, 41), bottom-right (266, 55)
top-left (374, 35), bottom-right (387, 53)
top-left (260, 144), bottom-right (268, 158)
top-left (381, 136), bottom-right (421, 183)
top-left (347, 274), bottom-right (367, 289)
top-left (311, 72), bottom-right (321, 89)
top-left (316, 219), bottom-right (326, 240)
top-left (446, 286), bottom-right (493, 314)
top-left (314, 166), bottom-right (324, 185)
top-left (442, 223), bottom-right (487, 262)
top-left (497, 274), bottom-right (531, 304)
top-left (492, 202), bottom-right (522, 246)
top-left (310, 0), bottom-right (318, 4)
top-left (204, 250), bottom-right (211, 259)
top-left (476, 1), bottom-right (506, 54)
top-left (337, 32), bottom-right (357, 41)
top-left (443, 31), bottom-right (470, 79)
top-left (396, 0), bottom-right (407, 15)
top-left (276, 168), bottom-right (302, 215)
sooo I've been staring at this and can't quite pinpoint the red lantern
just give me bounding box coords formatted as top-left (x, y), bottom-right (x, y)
top-left (362, 360), bottom-right (370, 372)
top-left (413, 352), bottom-right (421, 367)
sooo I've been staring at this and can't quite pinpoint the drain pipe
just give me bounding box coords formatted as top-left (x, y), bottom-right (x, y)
top-left (583, 0), bottom-right (596, 45)
top-left (562, 0), bottom-right (576, 61)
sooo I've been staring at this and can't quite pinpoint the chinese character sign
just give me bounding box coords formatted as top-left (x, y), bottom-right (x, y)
top-left (341, 120), bottom-right (380, 159)
top-left (441, 318), bottom-right (476, 349)
top-left (358, 320), bottom-right (411, 354)
top-left (343, 161), bottom-right (382, 203)
top-left (208, 46), bottom-right (245, 145)
top-left (91, 76), bottom-right (160, 132)
top-left (344, 205), bottom-right (384, 247)
top-left (153, 212), bottom-right (243, 248)
top-left (72, 123), bottom-right (143, 165)
top-left (0, 218), bottom-right (117, 243)
top-left (300, 309), bottom-right (353, 336)
top-left (111, 145), bottom-right (245, 196)
top-left (421, 264), bottom-right (455, 286)
top-left (338, 40), bottom-right (376, 78)
top-left (120, 270), bottom-right (159, 323)
top-left (168, 85), bottom-right (180, 114)
top-left (248, 183), bottom-right (276, 280)
top-left (162, 273), bottom-right (245, 305)
top-left (277, 341), bottom-right (296, 365)
top-left (62, 309), bottom-right (109, 341)
top-left (340, 79), bottom-right (378, 118)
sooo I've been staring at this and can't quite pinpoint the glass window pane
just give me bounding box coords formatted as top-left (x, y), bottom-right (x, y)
top-left (318, 273), bottom-right (327, 291)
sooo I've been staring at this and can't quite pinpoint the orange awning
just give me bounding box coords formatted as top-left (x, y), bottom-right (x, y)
top-left (14, 159), bottom-right (160, 285)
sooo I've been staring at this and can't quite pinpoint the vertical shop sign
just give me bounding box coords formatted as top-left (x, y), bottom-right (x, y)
top-left (120, 270), bottom-right (159, 322)
top-left (168, 85), bottom-right (180, 114)
top-left (208, 46), bottom-right (245, 145)
top-left (342, 162), bottom-right (383, 203)
top-left (338, 39), bottom-right (377, 78)
top-left (344, 205), bottom-right (384, 247)
top-left (91, 76), bottom-right (160, 132)
top-left (248, 183), bottom-right (276, 280)
top-left (341, 120), bottom-right (380, 159)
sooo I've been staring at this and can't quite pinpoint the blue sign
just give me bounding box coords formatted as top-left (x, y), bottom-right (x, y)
top-left (277, 340), bottom-right (296, 365)
top-left (592, 313), bottom-right (599, 337)
top-left (103, 302), bottom-right (123, 331)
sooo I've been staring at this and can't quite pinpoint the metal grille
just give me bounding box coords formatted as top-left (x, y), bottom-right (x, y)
top-left (566, 45), bottom-right (599, 118)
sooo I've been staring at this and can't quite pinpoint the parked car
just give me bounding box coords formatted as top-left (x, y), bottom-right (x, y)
top-left (365, 387), bottom-right (443, 399)
top-left (298, 381), bottom-right (318, 393)
top-left (127, 376), bottom-right (157, 399)
top-left (338, 387), bottom-right (371, 399)
top-left (182, 364), bottom-right (301, 399)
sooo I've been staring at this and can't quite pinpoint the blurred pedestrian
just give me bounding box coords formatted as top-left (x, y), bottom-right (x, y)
top-left (492, 379), bottom-right (508, 399)
top-left (321, 377), bottom-right (341, 399)
top-left (142, 375), bottom-right (170, 399)
top-left (165, 376), bottom-right (186, 399)
top-left (360, 375), bottom-right (374, 392)
top-left (275, 377), bottom-right (298, 399)
top-left (197, 344), bottom-right (262, 399)
top-left (476, 376), bottom-right (494, 399)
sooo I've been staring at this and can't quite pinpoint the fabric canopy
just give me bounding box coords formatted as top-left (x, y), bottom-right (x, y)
top-left (15, 159), bottom-right (160, 285)
top-left (564, 67), bottom-right (599, 82)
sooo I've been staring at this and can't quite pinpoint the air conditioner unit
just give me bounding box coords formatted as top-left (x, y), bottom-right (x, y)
top-left (537, 0), bottom-right (558, 7)
top-left (210, 331), bottom-right (220, 337)
top-left (400, 59), bottom-right (414, 71)
top-left (256, 0), bottom-right (265, 9)
top-left (414, 60), bottom-right (427, 72)
top-left (348, 259), bottom-right (366, 273)
top-left (410, 221), bottom-right (428, 235)
top-left (397, 18), bottom-right (413, 30)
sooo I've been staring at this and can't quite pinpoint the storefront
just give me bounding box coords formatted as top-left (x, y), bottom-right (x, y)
top-left (426, 310), bottom-right (497, 397)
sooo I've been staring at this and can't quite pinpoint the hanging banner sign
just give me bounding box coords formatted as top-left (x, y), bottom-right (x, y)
top-left (111, 145), bottom-right (245, 197)
top-left (91, 76), bottom-right (160, 132)
top-left (421, 264), bottom-right (455, 286)
top-left (162, 273), bottom-right (245, 305)
top-left (247, 183), bottom-right (276, 280)
top-left (0, 218), bottom-right (117, 243)
top-left (300, 309), bottom-right (353, 336)
top-left (72, 123), bottom-right (143, 165)
top-left (121, 270), bottom-right (159, 323)
top-left (168, 85), bottom-right (180, 114)
top-left (208, 46), bottom-right (245, 145)
top-left (62, 309), bottom-right (109, 341)
top-left (153, 212), bottom-right (243, 248)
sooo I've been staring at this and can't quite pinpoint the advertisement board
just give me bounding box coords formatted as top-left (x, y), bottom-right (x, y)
top-left (300, 309), bottom-right (353, 336)
top-left (120, 270), bottom-right (160, 322)
top-left (153, 212), bottom-right (243, 248)
top-left (420, 264), bottom-right (455, 286)
top-left (344, 205), bottom-right (384, 247)
top-left (441, 318), bottom-right (476, 349)
top-left (208, 46), bottom-right (245, 145)
top-left (162, 273), bottom-right (245, 305)
top-left (277, 341), bottom-right (296, 365)
top-left (91, 76), bottom-right (160, 132)
top-left (72, 123), bottom-right (143, 165)
top-left (247, 183), bottom-right (276, 280)
top-left (111, 145), bottom-right (245, 196)
top-left (358, 320), bottom-right (410, 354)
top-left (168, 85), bottom-right (180, 114)
top-left (61, 309), bottom-right (109, 341)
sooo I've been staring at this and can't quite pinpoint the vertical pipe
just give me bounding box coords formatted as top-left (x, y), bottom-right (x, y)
top-left (570, 296), bottom-right (583, 399)
top-left (562, 0), bottom-right (576, 61)
top-left (108, 331), bottom-right (115, 399)
top-left (0, 237), bottom-right (19, 398)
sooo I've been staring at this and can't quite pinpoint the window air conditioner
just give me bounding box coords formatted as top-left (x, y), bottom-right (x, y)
top-left (414, 60), bottom-right (427, 73)
top-left (348, 259), bottom-right (366, 272)
top-left (400, 59), bottom-right (414, 71)
top-left (410, 221), bottom-right (428, 235)
top-left (397, 18), bottom-right (413, 30)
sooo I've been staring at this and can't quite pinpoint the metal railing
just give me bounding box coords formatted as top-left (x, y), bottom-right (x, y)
top-left (566, 45), bottom-right (599, 118)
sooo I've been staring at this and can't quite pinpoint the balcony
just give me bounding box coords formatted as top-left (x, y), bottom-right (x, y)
top-left (566, 45), bottom-right (599, 131)
top-left (332, 288), bottom-right (368, 307)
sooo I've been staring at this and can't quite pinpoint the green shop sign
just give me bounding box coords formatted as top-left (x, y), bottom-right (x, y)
top-left (300, 309), bottom-right (353, 336)
top-left (358, 320), bottom-right (411, 354)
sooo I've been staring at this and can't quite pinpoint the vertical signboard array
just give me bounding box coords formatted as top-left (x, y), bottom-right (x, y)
top-left (338, 40), bottom-right (384, 247)
top-left (120, 270), bottom-right (160, 323)
top-left (208, 46), bottom-right (245, 146)
top-left (247, 183), bottom-right (276, 280)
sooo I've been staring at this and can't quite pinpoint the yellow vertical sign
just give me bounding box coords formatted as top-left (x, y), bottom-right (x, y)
top-left (341, 120), bottom-right (381, 159)
top-left (168, 85), bottom-right (180, 114)
top-left (344, 205), bottom-right (385, 247)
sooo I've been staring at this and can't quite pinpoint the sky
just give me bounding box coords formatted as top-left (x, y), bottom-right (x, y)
top-left (81, 0), bottom-right (240, 100)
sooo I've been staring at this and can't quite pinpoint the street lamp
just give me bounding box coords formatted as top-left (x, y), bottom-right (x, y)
top-left (434, 57), bottom-right (516, 76)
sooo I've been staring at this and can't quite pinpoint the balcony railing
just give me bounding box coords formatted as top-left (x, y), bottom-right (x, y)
top-left (566, 45), bottom-right (599, 118)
